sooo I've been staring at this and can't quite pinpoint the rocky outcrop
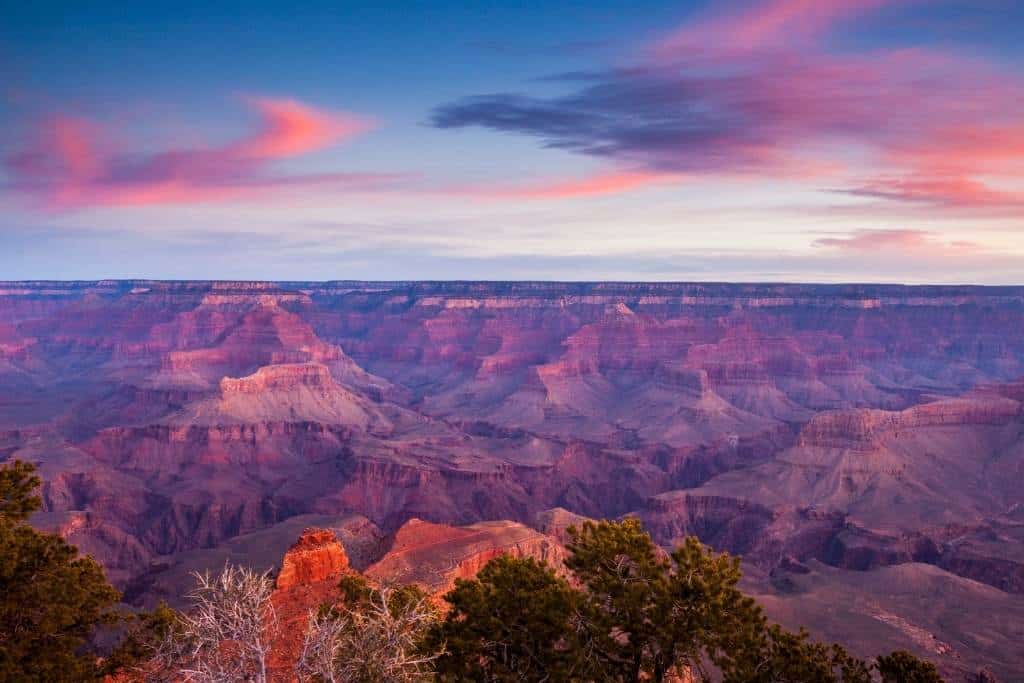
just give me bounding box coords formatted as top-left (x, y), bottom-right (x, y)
top-left (532, 507), bottom-right (592, 543)
top-left (276, 528), bottom-right (350, 589)
top-left (268, 529), bottom-right (352, 682)
top-left (203, 362), bottom-right (384, 429)
top-left (798, 396), bottom-right (1021, 450)
top-left (968, 668), bottom-right (1002, 683)
top-left (365, 518), bottom-right (565, 594)
top-left (220, 362), bottom-right (334, 394)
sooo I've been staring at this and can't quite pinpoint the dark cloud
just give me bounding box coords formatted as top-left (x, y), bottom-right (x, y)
top-left (431, 67), bottom-right (769, 173)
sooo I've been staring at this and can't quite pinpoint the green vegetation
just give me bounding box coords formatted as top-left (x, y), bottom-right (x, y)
top-left (432, 555), bottom-right (587, 681)
top-left (0, 460), bottom-right (120, 682)
top-left (564, 520), bottom-right (761, 681)
top-left (101, 601), bottom-right (181, 677)
top-left (876, 650), bottom-right (946, 683)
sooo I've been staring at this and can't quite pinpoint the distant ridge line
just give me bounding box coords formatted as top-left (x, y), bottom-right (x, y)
top-left (2, 280), bottom-right (1023, 307)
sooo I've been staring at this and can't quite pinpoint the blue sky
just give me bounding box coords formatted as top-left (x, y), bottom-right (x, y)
top-left (2, 0), bottom-right (1023, 282)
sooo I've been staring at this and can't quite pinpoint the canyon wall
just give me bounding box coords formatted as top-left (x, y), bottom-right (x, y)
top-left (3, 280), bottom-right (1024, 678)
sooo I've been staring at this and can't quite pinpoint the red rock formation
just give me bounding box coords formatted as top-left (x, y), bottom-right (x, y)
top-left (266, 521), bottom-right (562, 680)
top-left (365, 518), bottom-right (566, 595)
top-left (267, 529), bottom-right (352, 682)
top-left (275, 528), bottom-right (351, 589)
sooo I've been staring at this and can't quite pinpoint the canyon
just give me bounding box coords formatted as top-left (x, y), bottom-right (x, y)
top-left (3, 280), bottom-right (1024, 679)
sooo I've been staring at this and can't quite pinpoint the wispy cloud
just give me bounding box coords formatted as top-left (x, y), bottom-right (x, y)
top-left (451, 170), bottom-right (683, 200)
top-left (5, 97), bottom-right (395, 208)
top-left (8, 223), bottom-right (1018, 283)
top-left (812, 228), bottom-right (980, 253)
top-left (654, 0), bottom-right (899, 53)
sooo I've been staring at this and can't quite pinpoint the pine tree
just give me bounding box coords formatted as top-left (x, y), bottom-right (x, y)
top-left (725, 623), bottom-right (874, 683)
top-left (101, 601), bottom-right (182, 679)
top-left (565, 518), bottom-right (766, 682)
top-left (876, 650), bottom-right (945, 683)
top-left (433, 555), bottom-right (589, 682)
top-left (0, 460), bottom-right (121, 682)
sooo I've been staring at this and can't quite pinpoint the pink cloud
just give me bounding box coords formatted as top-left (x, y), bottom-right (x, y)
top-left (656, 0), bottom-right (897, 54)
top-left (472, 170), bottom-right (683, 200)
top-left (7, 117), bottom-right (103, 207)
top-left (232, 97), bottom-right (370, 158)
top-left (5, 97), bottom-right (382, 209)
top-left (813, 229), bottom-right (981, 253)
top-left (846, 175), bottom-right (1023, 209)
top-left (887, 123), bottom-right (1024, 175)
top-left (658, 3), bottom-right (1024, 210)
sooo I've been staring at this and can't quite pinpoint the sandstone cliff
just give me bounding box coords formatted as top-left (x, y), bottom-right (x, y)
top-left (365, 518), bottom-right (566, 595)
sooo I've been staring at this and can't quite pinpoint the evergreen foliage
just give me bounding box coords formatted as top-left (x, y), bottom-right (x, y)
top-left (564, 519), bottom-right (765, 682)
top-left (877, 650), bottom-right (946, 683)
top-left (0, 460), bottom-right (121, 682)
top-left (433, 555), bottom-right (588, 682)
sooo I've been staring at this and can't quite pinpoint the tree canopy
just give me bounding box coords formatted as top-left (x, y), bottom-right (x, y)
top-left (0, 460), bottom-right (121, 682)
top-left (433, 555), bottom-right (588, 682)
top-left (877, 650), bottom-right (946, 683)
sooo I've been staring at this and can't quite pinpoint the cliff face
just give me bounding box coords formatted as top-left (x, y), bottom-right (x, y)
top-left (3, 280), bottom-right (1024, 679)
top-left (268, 528), bottom-right (354, 682)
top-left (276, 528), bottom-right (351, 589)
top-left (630, 389), bottom-right (1024, 598)
top-left (365, 518), bottom-right (566, 595)
top-left (798, 397), bottom-right (1021, 450)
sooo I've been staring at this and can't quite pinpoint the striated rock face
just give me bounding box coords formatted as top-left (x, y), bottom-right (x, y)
top-left (365, 518), bottom-right (566, 595)
top-left (798, 397), bottom-right (1021, 450)
top-left (201, 362), bottom-right (386, 430)
top-left (275, 528), bottom-right (350, 589)
top-left (636, 492), bottom-right (782, 558)
top-left (268, 529), bottom-right (352, 683)
top-left (220, 362), bottom-right (335, 394)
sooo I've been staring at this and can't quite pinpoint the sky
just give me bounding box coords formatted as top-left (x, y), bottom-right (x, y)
top-left (2, 0), bottom-right (1023, 283)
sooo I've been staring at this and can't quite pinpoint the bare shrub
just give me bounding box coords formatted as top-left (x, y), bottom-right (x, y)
top-left (151, 563), bottom-right (277, 683)
top-left (296, 585), bottom-right (439, 683)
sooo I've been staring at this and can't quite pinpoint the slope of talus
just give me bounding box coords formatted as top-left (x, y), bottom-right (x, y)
top-left (633, 389), bottom-right (1024, 593)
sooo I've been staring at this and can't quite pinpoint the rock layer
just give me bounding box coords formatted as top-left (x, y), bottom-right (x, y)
top-left (276, 528), bottom-right (351, 589)
top-left (365, 518), bottom-right (566, 594)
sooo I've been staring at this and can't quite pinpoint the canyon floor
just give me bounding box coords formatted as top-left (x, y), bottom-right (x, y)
top-left (2, 280), bottom-right (1023, 680)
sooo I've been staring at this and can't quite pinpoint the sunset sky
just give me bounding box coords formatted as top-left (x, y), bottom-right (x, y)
top-left (2, 0), bottom-right (1023, 282)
